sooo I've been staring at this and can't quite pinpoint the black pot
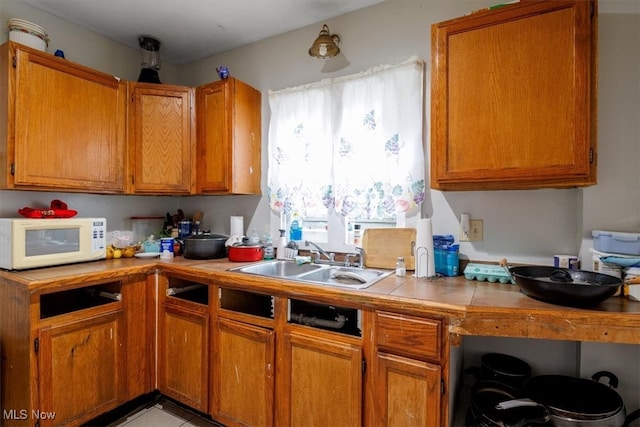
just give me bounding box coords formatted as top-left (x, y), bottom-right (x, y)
top-left (483, 353), bottom-right (532, 390)
top-left (182, 233), bottom-right (228, 260)
top-left (509, 266), bottom-right (622, 306)
top-left (466, 353), bottom-right (532, 393)
top-left (523, 371), bottom-right (640, 427)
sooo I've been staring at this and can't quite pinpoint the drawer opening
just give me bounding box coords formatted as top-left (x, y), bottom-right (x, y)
top-left (288, 299), bottom-right (361, 337)
top-left (40, 282), bottom-right (122, 319)
top-left (167, 278), bottom-right (209, 305)
top-left (219, 288), bottom-right (274, 319)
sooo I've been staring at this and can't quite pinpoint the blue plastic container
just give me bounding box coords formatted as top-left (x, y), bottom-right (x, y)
top-left (435, 247), bottom-right (459, 277)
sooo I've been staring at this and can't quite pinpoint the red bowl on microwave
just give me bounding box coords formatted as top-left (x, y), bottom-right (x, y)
top-left (228, 245), bottom-right (264, 262)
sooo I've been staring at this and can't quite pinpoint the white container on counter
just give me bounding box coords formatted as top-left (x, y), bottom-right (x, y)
top-left (592, 254), bottom-right (622, 278)
top-left (131, 216), bottom-right (165, 243)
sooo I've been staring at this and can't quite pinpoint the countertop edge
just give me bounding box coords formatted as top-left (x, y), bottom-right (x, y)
top-left (2, 257), bottom-right (639, 344)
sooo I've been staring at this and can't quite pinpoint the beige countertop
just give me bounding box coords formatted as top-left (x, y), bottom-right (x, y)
top-left (2, 256), bottom-right (639, 344)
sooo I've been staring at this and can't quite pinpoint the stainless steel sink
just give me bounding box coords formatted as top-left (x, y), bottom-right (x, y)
top-left (232, 260), bottom-right (322, 277)
top-left (229, 261), bottom-right (392, 289)
top-left (297, 266), bottom-right (392, 289)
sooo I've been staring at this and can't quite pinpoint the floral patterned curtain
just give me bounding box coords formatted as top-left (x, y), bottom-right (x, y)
top-left (268, 57), bottom-right (425, 220)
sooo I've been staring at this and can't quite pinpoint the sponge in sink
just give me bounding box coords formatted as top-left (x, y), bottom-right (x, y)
top-left (295, 256), bottom-right (312, 265)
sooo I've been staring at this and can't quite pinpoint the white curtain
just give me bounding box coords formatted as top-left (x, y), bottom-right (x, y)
top-left (268, 56), bottom-right (425, 220)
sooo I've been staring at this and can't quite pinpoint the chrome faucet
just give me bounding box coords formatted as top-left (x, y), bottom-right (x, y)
top-left (355, 247), bottom-right (366, 268)
top-left (344, 247), bottom-right (366, 268)
top-left (305, 240), bottom-right (335, 264)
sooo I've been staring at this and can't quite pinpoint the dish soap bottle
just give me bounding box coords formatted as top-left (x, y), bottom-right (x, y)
top-left (263, 235), bottom-right (275, 260)
top-left (289, 212), bottom-right (302, 241)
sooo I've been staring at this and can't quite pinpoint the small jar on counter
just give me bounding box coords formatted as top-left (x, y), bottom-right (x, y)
top-left (395, 257), bottom-right (406, 277)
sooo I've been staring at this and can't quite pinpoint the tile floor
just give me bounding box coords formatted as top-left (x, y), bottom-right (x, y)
top-left (84, 395), bottom-right (223, 427)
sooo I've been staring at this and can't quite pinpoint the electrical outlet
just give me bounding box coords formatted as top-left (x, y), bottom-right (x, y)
top-left (469, 219), bottom-right (483, 241)
top-left (460, 219), bottom-right (483, 242)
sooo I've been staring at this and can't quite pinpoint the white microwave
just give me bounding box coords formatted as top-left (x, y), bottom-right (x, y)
top-left (0, 218), bottom-right (107, 270)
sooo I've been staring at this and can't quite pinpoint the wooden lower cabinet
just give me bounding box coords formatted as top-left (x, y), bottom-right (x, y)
top-left (38, 310), bottom-right (126, 427)
top-left (374, 352), bottom-right (442, 427)
top-left (278, 329), bottom-right (363, 427)
top-left (211, 317), bottom-right (275, 426)
top-left (371, 311), bottom-right (446, 427)
top-left (0, 276), bottom-right (149, 427)
top-left (158, 296), bottom-right (209, 412)
top-left (0, 271), bottom-right (452, 427)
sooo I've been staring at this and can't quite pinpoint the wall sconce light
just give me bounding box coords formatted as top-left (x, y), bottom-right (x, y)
top-left (308, 24), bottom-right (341, 59)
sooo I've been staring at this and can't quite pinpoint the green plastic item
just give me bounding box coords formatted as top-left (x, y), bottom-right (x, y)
top-left (463, 263), bottom-right (515, 284)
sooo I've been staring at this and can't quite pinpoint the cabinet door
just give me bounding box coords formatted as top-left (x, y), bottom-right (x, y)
top-left (212, 317), bottom-right (275, 427)
top-left (38, 310), bottom-right (125, 426)
top-left (279, 330), bottom-right (362, 427)
top-left (127, 82), bottom-right (194, 194)
top-left (158, 303), bottom-right (209, 412)
top-left (195, 80), bottom-right (229, 192)
top-left (10, 43), bottom-right (126, 192)
top-left (431, 1), bottom-right (597, 190)
top-left (195, 78), bottom-right (261, 194)
top-left (374, 352), bottom-right (441, 427)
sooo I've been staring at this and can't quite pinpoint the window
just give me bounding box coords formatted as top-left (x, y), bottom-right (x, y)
top-left (268, 57), bottom-right (425, 247)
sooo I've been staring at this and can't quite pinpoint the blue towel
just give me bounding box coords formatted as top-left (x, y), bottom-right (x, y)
top-left (600, 256), bottom-right (640, 267)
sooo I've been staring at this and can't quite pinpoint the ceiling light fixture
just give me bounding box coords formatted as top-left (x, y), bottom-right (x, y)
top-left (308, 24), bottom-right (341, 59)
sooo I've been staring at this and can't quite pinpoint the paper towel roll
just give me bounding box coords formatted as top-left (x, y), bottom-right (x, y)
top-left (415, 218), bottom-right (435, 278)
top-left (230, 216), bottom-right (244, 237)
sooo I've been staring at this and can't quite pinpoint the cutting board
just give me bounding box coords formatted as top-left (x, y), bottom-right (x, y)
top-left (362, 228), bottom-right (416, 270)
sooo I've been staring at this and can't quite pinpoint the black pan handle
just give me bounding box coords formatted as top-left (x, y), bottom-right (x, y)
top-left (592, 370), bottom-right (619, 389)
top-left (624, 408), bottom-right (640, 426)
top-left (550, 269), bottom-right (573, 283)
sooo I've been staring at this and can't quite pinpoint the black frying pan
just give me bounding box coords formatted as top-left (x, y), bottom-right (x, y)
top-left (509, 266), bottom-right (622, 306)
top-left (469, 380), bottom-right (550, 427)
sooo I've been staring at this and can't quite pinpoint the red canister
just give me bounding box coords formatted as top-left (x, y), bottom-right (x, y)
top-left (228, 245), bottom-right (264, 262)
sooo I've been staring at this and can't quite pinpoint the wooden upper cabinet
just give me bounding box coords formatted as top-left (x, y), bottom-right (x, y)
top-left (0, 42), bottom-right (126, 193)
top-left (430, 0), bottom-right (598, 190)
top-left (127, 82), bottom-right (195, 194)
top-left (195, 78), bottom-right (261, 194)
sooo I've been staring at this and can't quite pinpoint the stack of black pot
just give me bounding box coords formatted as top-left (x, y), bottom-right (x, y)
top-left (464, 353), bottom-right (549, 427)
top-left (463, 353), bottom-right (640, 427)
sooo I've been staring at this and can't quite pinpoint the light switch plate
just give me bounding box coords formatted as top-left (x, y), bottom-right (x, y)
top-left (468, 219), bottom-right (483, 241)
